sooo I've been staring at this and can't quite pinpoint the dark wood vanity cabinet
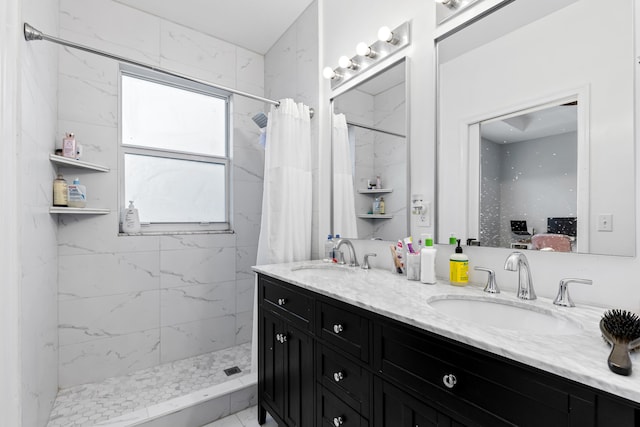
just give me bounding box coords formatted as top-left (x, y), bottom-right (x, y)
top-left (257, 274), bottom-right (640, 426)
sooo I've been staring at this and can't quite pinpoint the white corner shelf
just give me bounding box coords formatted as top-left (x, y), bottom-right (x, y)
top-left (50, 154), bottom-right (110, 172)
top-left (357, 214), bottom-right (393, 219)
top-left (50, 207), bottom-right (110, 215)
top-left (357, 188), bottom-right (393, 194)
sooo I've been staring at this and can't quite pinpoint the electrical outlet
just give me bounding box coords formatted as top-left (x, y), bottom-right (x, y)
top-left (597, 214), bottom-right (613, 232)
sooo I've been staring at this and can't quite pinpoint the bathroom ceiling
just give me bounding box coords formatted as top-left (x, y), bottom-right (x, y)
top-left (114, 0), bottom-right (314, 54)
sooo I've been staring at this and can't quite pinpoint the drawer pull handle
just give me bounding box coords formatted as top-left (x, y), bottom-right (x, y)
top-left (276, 333), bottom-right (288, 344)
top-left (333, 416), bottom-right (344, 426)
top-left (333, 324), bottom-right (344, 334)
top-left (277, 298), bottom-right (287, 306)
top-left (333, 371), bottom-right (344, 382)
top-left (442, 374), bottom-right (457, 389)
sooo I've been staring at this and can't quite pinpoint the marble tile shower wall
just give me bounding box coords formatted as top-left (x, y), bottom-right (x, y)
top-left (57, 0), bottom-right (264, 388)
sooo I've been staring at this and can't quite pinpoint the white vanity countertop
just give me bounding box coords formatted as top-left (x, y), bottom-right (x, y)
top-left (253, 260), bottom-right (640, 404)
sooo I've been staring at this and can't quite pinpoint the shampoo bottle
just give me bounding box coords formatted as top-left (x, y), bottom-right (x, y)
top-left (122, 201), bottom-right (141, 233)
top-left (67, 177), bottom-right (87, 208)
top-left (53, 173), bottom-right (68, 207)
top-left (420, 234), bottom-right (437, 284)
top-left (449, 239), bottom-right (468, 286)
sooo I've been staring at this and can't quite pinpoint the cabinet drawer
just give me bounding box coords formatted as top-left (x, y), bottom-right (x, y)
top-left (317, 385), bottom-right (369, 427)
top-left (374, 322), bottom-right (592, 427)
top-left (260, 276), bottom-right (313, 330)
top-left (318, 344), bottom-right (371, 416)
top-left (319, 301), bottom-right (369, 362)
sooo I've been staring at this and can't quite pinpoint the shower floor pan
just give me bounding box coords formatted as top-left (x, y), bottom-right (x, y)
top-left (47, 342), bottom-right (255, 427)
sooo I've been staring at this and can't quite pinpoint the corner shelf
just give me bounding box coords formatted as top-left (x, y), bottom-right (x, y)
top-left (49, 154), bottom-right (110, 172)
top-left (49, 207), bottom-right (110, 215)
top-left (357, 214), bottom-right (393, 219)
top-left (49, 154), bottom-right (110, 214)
top-left (357, 188), bottom-right (393, 194)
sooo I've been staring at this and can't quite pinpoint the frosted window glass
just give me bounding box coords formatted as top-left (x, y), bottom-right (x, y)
top-left (125, 154), bottom-right (226, 223)
top-left (122, 75), bottom-right (226, 156)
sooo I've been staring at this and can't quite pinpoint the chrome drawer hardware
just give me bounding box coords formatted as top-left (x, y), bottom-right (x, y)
top-left (277, 298), bottom-right (287, 306)
top-left (333, 324), bottom-right (344, 334)
top-left (276, 333), bottom-right (288, 344)
top-left (333, 371), bottom-right (344, 382)
top-left (442, 374), bottom-right (457, 389)
top-left (333, 416), bottom-right (344, 426)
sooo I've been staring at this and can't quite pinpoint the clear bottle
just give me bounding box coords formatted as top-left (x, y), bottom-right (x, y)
top-left (420, 234), bottom-right (437, 284)
top-left (67, 177), bottom-right (87, 208)
top-left (53, 173), bottom-right (68, 207)
top-left (449, 239), bottom-right (469, 286)
top-left (324, 234), bottom-right (334, 261)
top-left (373, 197), bottom-right (381, 214)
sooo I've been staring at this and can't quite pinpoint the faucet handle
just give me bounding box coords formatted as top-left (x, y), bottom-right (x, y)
top-left (362, 253), bottom-right (377, 269)
top-left (474, 267), bottom-right (500, 294)
top-left (553, 278), bottom-right (592, 307)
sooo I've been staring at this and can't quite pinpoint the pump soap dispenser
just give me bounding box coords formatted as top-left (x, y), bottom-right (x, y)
top-left (122, 201), bottom-right (141, 233)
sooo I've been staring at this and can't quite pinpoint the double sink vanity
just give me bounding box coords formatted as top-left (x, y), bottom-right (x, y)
top-left (254, 260), bottom-right (640, 426)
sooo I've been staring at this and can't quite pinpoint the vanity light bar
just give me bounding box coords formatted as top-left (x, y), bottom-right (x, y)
top-left (325, 21), bottom-right (411, 90)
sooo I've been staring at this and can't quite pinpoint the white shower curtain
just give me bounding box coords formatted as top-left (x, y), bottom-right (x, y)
top-left (252, 99), bottom-right (312, 372)
top-left (256, 99), bottom-right (312, 265)
top-left (332, 113), bottom-right (358, 238)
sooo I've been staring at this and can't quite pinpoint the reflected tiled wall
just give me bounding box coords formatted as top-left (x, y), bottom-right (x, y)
top-left (57, 0), bottom-right (264, 388)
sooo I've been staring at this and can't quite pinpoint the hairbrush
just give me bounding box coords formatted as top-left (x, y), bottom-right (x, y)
top-left (600, 309), bottom-right (640, 376)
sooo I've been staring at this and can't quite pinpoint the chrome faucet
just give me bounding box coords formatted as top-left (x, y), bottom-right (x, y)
top-left (334, 238), bottom-right (359, 267)
top-left (504, 251), bottom-right (536, 300)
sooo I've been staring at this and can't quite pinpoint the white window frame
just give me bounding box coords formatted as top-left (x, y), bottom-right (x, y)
top-left (118, 64), bottom-right (232, 234)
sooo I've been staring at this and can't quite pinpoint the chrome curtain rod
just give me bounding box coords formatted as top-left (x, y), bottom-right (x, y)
top-left (23, 23), bottom-right (280, 106)
top-left (346, 121), bottom-right (406, 139)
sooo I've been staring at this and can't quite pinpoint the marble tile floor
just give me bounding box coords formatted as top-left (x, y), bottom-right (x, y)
top-left (47, 342), bottom-right (252, 427)
top-left (201, 406), bottom-right (277, 427)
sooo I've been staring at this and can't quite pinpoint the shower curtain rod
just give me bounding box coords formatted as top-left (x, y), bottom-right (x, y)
top-left (346, 121), bottom-right (406, 139)
top-left (23, 22), bottom-right (283, 107)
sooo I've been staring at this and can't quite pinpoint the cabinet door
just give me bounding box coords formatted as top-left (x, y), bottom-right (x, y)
top-left (374, 378), bottom-right (469, 427)
top-left (283, 323), bottom-right (314, 427)
top-left (259, 310), bottom-right (286, 418)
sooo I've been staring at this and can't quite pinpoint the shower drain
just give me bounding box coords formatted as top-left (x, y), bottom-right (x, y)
top-left (224, 366), bottom-right (242, 376)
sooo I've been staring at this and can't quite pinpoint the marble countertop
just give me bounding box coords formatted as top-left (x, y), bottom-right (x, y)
top-left (253, 260), bottom-right (640, 404)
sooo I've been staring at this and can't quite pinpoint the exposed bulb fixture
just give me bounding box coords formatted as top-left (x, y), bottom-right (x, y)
top-left (322, 66), bottom-right (341, 80)
top-left (355, 42), bottom-right (376, 58)
top-left (338, 55), bottom-right (358, 70)
top-left (435, 0), bottom-right (460, 9)
top-left (377, 26), bottom-right (396, 44)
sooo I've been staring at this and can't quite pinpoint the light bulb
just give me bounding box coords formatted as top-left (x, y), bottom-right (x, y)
top-left (356, 42), bottom-right (374, 58)
top-left (322, 66), bottom-right (336, 79)
top-left (377, 26), bottom-right (394, 43)
top-left (338, 55), bottom-right (356, 69)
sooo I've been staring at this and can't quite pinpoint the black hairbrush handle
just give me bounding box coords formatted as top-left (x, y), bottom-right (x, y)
top-left (607, 342), bottom-right (633, 376)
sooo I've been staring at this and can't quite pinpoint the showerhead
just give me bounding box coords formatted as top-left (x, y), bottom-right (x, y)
top-left (252, 112), bottom-right (268, 129)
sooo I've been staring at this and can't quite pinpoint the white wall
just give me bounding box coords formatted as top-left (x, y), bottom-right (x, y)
top-left (56, 0), bottom-right (263, 388)
top-left (20, 0), bottom-right (61, 425)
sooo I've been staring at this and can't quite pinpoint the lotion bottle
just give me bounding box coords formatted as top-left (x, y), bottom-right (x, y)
top-left (67, 177), bottom-right (87, 208)
top-left (449, 239), bottom-right (468, 286)
top-left (122, 201), bottom-right (141, 233)
top-left (420, 234), bottom-right (437, 284)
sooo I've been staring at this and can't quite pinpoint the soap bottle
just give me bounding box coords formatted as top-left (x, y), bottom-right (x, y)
top-left (122, 201), bottom-right (141, 233)
top-left (379, 197), bottom-right (385, 215)
top-left (449, 232), bottom-right (457, 245)
top-left (324, 234), bottom-right (334, 261)
top-left (67, 177), bottom-right (87, 208)
top-left (53, 173), bottom-right (68, 207)
top-left (449, 239), bottom-right (468, 286)
top-left (373, 197), bottom-right (381, 214)
top-left (62, 132), bottom-right (76, 158)
top-left (420, 234), bottom-right (437, 284)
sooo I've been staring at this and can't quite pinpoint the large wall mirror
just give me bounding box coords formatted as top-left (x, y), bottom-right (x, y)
top-left (437, 0), bottom-right (635, 256)
top-left (331, 59), bottom-right (409, 241)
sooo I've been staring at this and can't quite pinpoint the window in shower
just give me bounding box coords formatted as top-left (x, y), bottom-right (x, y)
top-left (119, 65), bottom-right (231, 233)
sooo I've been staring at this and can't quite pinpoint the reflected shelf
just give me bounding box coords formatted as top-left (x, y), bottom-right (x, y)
top-left (357, 214), bottom-right (393, 219)
top-left (357, 188), bottom-right (393, 194)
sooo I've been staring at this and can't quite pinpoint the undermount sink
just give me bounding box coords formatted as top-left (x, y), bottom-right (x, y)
top-left (290, 263), bottom-right (356, 275)
top-left (427, 296), bottom-right (583, 335)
